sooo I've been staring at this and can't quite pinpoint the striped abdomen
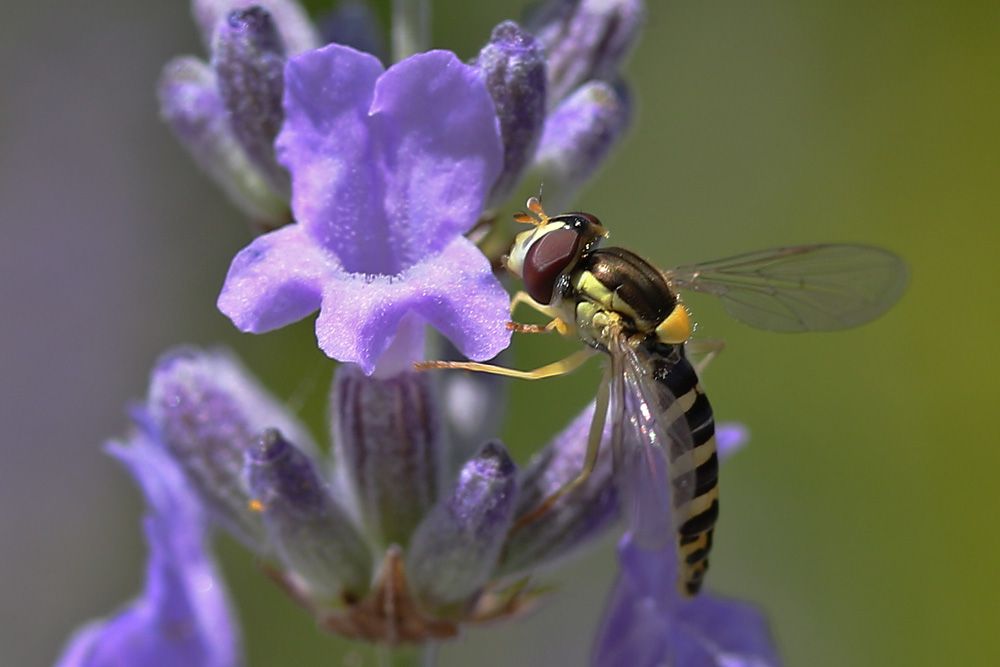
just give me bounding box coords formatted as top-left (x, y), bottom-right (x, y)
top-left (648, 343), bottom-right (719, 596)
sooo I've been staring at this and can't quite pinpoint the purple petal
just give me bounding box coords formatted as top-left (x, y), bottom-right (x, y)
top-left (220, 44), bottom-right (510, 374)
top-left (55, 425), bottom-right (240, 667)
top-left (218, 224), bottom-right (327, 333)
top-left (593, 534), bottom-right (781, 667)
top-left (276, 45), bottom-right (503, 273)
top-left (369, 50), bottom-right (504, 256)
top-left (275, 45), bottom-right (386, 272)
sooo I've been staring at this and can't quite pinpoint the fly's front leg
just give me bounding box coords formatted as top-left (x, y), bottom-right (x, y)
top-left (508, 291), bottom-right (572, 337)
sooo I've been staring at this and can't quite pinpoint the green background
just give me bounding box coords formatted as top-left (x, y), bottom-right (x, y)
top-left (4, 1), bottom-right (996, 665)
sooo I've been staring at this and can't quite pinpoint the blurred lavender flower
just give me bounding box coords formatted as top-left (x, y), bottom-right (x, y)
top-left (159, 1), bottom-right (321, 226)
top-left (60, 348), bottom-right (638, 652)
top-left (593, 426), bottom-right (781, 667)
top-left (54, 417), bottom-right (240, 667)
top-left (58, 345), bottom-right (771, 662)
top-left (594, 533), bottom-right (781, 667)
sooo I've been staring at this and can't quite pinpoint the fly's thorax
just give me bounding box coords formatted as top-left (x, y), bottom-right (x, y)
top-left (570, 299), bottom-right (621, 350)
top-left (570, 247), bottom-right (691, 345)
top-left (505, 212), bottom-right (606, 305)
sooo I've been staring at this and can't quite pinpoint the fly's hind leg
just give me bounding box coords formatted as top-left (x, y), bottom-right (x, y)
top-left (509, 365), bottom-right (613, 533)
top-left (685, 338), bottom-right (725, 376)
top-left (413, 346), bottom-right (595, 380)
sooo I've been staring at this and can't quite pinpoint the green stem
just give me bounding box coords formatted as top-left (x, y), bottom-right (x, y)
top-left (391, 0), bottom-right (431, 61)
top-left (377, 642), bottom-right (439, 667)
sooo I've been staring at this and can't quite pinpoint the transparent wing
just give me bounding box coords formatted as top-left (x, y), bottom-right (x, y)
top-left (608, 332), bottom-right (697, 551)
top-left (667, 244), bottom-right (908, 332)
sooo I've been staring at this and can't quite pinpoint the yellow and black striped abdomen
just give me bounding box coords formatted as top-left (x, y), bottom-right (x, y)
top-left (648, 343), bottom-right (719, 596)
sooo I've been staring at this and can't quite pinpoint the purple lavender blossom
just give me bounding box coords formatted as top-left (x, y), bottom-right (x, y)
top-left (594, 533), bottom-right (781, 667)
top-left (55, 418), bottom-right (240, 667)
top-left (217, 44), bottom-right (511, 375)
top-left (593, 425), bottom-right (779, 667)
top-left (60, 1), bottom-right (791, 664)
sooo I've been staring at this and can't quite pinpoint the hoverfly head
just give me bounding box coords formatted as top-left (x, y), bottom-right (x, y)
top-left (504, 199), bottom-right (608, 305)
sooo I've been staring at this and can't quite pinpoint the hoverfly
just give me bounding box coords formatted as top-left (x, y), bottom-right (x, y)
top-left (417, 197), bottom-right (907, 596)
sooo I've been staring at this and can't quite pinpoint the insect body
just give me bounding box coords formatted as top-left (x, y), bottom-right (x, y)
top-left (419, 198), bottom-right (908, 596)
top-left (505, 204), bottom-right (720, 595)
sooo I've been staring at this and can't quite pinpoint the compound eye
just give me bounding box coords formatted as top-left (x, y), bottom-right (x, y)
top-left (522, 228), bottom-right (582, 305)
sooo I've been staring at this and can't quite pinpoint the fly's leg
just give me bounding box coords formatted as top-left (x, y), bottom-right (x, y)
top-left (509, 365), bottom-right (613, 532)
top-left (413, 346), bottom-right (596, 379)
top-left (508, 291), bottom-right (572, 337)
top-left (685, 338), bottom-right (725, 376)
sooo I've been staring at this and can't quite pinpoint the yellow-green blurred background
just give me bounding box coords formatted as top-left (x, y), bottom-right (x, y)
top-left (3, 1), bottom-right (997, 665)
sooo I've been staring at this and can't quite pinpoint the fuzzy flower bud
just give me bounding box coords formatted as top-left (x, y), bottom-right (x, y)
top-left (475, 21), bottom-right (548, 208)
top-left (531, 79), bottom-right (632, 212)
top-left (245, 429), bottom-right (373, 602)
top-left (331, 363), bottom-right (446, 547)
top-left (192, 0), bottom-right (320, 55)
top-left (146, 347), bottom-right (318, 552)
top-left (212, 6), bottom-right (290, 196)
top-left (528, 0), bottom-right (645, 106)
top-left (157, 56), bottom-right (289, 223)
top-left (405, 441), bottom-right (519, 617)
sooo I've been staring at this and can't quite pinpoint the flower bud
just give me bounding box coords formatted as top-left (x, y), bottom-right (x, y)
top-left (212, 7), bottom-right (290, 197)
top-left (530, 79), bottom-right (632, 212)
top-left (405, 441), bottom-right (518, 617)
top-left (157, 56), bottom-right (289, 224)
top-left (331, 364), bottom-right (446, 547)
top-left (146, 347), bottom-right (318, 552)
top-left (497, 404), bottom-right (617, 577)
top-left (192, 0), bottom-right (320, 55)
top-left (527, 0), bottom-right (645, 106)
top-left (245, 429), bottom-right (372, 601)
top-left (475, 21), bottom-right (547, 207)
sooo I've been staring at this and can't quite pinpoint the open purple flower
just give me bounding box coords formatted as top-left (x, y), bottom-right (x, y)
top-left (55, 417), bottom-right (240, 667)
top-left (593, 426), bottom-right (781, 667)
top-left (218, 44), bottom-right (511, 375)
top-left (594, 533), bottom-right (781, 667)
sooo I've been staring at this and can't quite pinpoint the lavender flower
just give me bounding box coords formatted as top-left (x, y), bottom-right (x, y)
top-left (594, 533), bottom-right (782, 667)
top-left (60, 1), bottom-right (789, 664)
top-left (54, 418), bottom-right (240, 667)
top-left (594, 427), bottom-right (781, 666)
top-left (217, 44), bottom-right (511, 376)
